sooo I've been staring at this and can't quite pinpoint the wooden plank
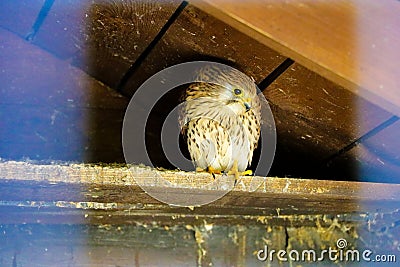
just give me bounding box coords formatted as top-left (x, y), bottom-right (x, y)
top-left (0, 0), bottom-right (45, 37)
top-left (0, 162), bottom-right (398, 265)
top-left (0, 106), bottom-right (125, 162)
top-left (32, 0), bottom-right (180, 89)
top-left (1, 221), bottom-right (398, 266)
top-left (0, 28), bottom-right (127, 108)
top-left (265, 63), bottom-right (393, 179)
top-left (1, 161), bottom-right (399, 216)
top-left (193, 0), bottom-right (400, 116)
top-left (327, 120), bottom-right (400, 184)
top-left (0, 223), bottom-right (281, 267)
top-left (0, 224), bottom-right (198, 266)
top-left (0, 28), bottom-right (128, 162)
top-left (120, 3), bottom-right (287, 96)
top-left (0, 221), bottom-right (397, 266)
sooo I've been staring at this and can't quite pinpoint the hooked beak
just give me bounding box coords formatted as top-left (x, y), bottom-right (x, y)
top-left (243, 98), bottom-right (251, 112)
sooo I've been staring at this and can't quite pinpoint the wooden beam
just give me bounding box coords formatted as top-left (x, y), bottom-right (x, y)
top-left (327, 119), bottom-right (400, 183)
top-left (31, 0), bottom-right (181, 88)
top-left (1, 161), bottom-right (399, 219)
top-left (265, 63), bottom-right (393, 180)
top-left (0, 0), bottom-right (45, 37)
top-left (193, 0), bottom-right (400, 116)
top-left (0, 161), bottom-right (399, 265)
top-left (120, 3), bottom-right (286, 96)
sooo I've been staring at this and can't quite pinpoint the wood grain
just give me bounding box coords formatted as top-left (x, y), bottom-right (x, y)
top-left (193, 0), bottom-right (400, 116)
top-left (0, 0), bottom-right (45, 37)
top-left (327, 120), bottom-right (400, 183)
top-left (1, 161), bottom-right (399, 215)
top-left (121, 3), bottom-right (287, 96)
top-left (32, 0), bottom-right (180, 88)
top-left (0, 28), bottom-right (128, 163)
top-left (0, 161), bottom-right (398, 265)
top-left (264, 63), bottom-right (393, 180)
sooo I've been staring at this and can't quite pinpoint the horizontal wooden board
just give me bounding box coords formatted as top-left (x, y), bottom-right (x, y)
top-left (1, 161), bottom-right (399, 216)
top-left (193, 0), bottom-right (400, 116)
top-left (0, 161), bottom-right (399, 265)
top-left (0, 219), bottom-right (397, 266)
top-left (0, 222), bottom-right (369, 267)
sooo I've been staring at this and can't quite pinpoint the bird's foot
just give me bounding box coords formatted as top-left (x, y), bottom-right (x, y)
top-left (227, 160), bottom-right (240, 184)
top-left (241, 170), bottom-right (253, 176)
top-left (195, 167), bottom-right (221, 179)
top-left (227, 161), bottom-right (253, 185)
top-left (207, 166), bottom-right (222, 179)
top-left (207, 166), bottom-right (222, 175)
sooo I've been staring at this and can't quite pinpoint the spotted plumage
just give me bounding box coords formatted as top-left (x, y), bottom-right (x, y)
top-left (180, 65), bottom-right (261, 174)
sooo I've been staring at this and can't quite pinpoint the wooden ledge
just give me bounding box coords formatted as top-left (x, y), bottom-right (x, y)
top-left (0, 161), bottom-right (399, 221)
top-left (0, 160), bottom-right (399, 267)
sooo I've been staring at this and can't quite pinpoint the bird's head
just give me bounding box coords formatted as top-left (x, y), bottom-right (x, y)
top-left (225, 86), bottom-right (254, 113)
top-left (214, 74), bottom-right (258, 115)
top-left (190, 65), bottom-right (259, 115)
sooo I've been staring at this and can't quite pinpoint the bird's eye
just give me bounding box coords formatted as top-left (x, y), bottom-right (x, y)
top-left (234, 89), bottom-right (242, 95)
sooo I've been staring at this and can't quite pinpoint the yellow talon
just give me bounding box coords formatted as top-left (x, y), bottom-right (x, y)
top-left (241, 170), bottom-right (253, 176)
top-left (195, 164), bottom-right (251, 181)
top-left (227, 160), bottom-right (240, 182)
top-left (207, 166), bottom-right (222, 175)
top-left (228, 161), bottom-right (253, 184)
top-left (195, 166), bottom-right (222, 179)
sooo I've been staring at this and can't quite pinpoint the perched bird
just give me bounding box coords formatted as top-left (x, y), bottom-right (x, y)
top-left (180, 65), bottom-right (261, 179)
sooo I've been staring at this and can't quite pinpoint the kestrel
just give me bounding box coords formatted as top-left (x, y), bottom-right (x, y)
top-left (180, 65), bottom-right (261, 179)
